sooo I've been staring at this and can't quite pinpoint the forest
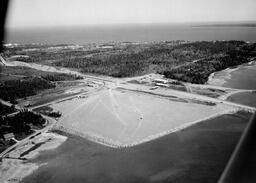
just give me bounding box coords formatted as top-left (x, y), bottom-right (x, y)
top-left (0, 111), bottom-right (45, 140)
top-left (0, 66), bottom-right (83, 102)
top-left (41, 73), bottom-right (83, 81)
top-left (4, 41), bottom-right (256, 84)
top-left (52, 41), bottom-right (256, 82)
top-left (0, 77), bottom-right (55, 102)
top-left (162, 43), bottom-right (256, 83)
top-left (0, 103), bottom-right (16, 116)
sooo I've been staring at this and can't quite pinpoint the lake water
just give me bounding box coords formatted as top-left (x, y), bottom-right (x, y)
top-left (22, 111), bottom-right (251, 183)
top-left (215, 62), bottom-right (256, 90)
top-left (5, 24), bottom-right (256, 44)
top-left (209, 62), bottom-right (256, 107)
top-left (227, 92), bottom-right (256, 108)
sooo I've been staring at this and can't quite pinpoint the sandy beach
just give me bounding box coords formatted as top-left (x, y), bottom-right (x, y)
top-left (207, 67), bottom-right (238, 86)
top-left (0, 132), bottom-right (67, 183)
top-left (207, 61), bottom-right (256, 89)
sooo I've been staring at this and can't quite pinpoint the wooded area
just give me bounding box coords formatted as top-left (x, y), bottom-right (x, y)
top-left (3, 41), bottom-right (256, 84)
top-left (0, 111), bottom-right (45, 140)
top-left (0, 66), bottom-right (83, 102)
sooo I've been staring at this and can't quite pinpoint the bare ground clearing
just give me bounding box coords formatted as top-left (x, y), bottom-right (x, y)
top-left (52, 88), bottom-right (237, 147)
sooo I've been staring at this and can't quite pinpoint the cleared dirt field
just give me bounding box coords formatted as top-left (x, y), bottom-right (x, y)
top-left (52, 88), bottom-right (236, 146)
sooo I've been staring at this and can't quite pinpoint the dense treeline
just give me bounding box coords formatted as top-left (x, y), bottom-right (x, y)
top-left (173, 40), bottom-right (245, 55)
top-left (53, 41), bottom-right (254, 80)
top-left (4, 41), bottom-right (255, 83)
top-left (0, 111), bottom-right (45, 139)
top-left (0, 65), bottom-right (84, 102)
top-left (5, 48), bottom-right (106, 63)
top-left (53, 42), bottom-right (212, 77)
top-left (0, 103), bottom-right (16, 116)
top-left (0, 77), bottom-right (55, 101)
top-left (163, 43), bottom-right (256, 84)
top-left (48, 111), bottom-right (62, 118)
top-left (41, 73), bottom-right (83, 81)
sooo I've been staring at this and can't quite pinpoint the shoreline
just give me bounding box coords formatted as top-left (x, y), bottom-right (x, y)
top-left (0, 132), bottom-right (67, 183)
top-left (207, 60), bottom-right (256, 87)
top-left (207, 67), bottom-right (237, 86)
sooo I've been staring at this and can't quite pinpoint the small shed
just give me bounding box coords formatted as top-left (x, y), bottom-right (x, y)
top-left (3, 133), bottom-right (15, 141)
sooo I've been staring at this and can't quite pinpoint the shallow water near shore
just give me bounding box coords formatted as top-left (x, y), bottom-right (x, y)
top-left (227, 92), bottom-right (256, 107)
top-left (22, 111), bottom-right (251, 183)
top-left (209, 62), bottom-right (256, 107)
top-left (209, 62), bottom-right (256, 90)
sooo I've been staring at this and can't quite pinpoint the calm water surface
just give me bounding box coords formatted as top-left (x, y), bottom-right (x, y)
top-left (212, 62), bottom-right (256, 106)
top-left (22, 112), bottom-right (251, 183)
top-left (6, 24), bottom-right (256, 44)
top-left (227, 92), bottom-right (256, 107)
top-left (221, 63), bottom-right (256, 90)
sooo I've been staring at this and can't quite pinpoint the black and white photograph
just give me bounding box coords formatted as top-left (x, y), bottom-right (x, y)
top-left (0, 0), bottom-right (256, 182)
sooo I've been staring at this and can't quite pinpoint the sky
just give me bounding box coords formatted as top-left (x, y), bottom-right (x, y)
top-left (6, 0), bottom-right (256, 28)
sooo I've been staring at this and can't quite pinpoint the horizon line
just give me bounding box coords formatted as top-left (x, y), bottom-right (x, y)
top-left (6, 20), bottom-right (256, 30)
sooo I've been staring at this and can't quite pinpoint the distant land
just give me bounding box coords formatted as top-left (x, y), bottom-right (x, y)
top-left (192, 23), bottom-right (256, 28)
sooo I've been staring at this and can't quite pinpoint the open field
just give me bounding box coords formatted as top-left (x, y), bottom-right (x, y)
top-left (51, 87), bottom-right (237, 146)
